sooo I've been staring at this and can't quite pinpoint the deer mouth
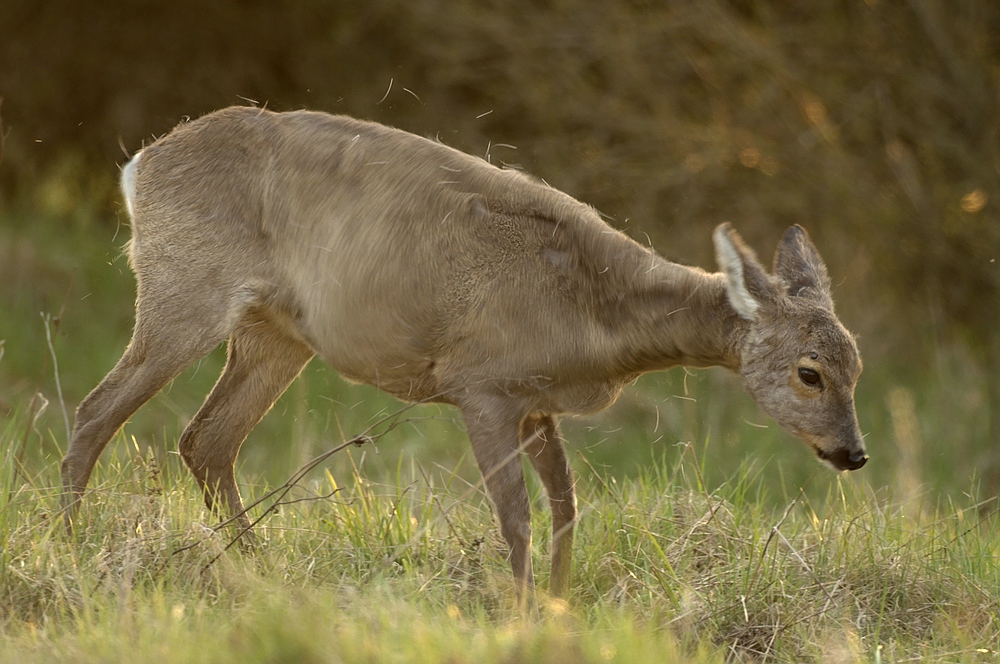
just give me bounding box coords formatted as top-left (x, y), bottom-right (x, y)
top-left (815, 446), bottom-right (869, 471)
top-left (794, 430), bottom-right (869, 471)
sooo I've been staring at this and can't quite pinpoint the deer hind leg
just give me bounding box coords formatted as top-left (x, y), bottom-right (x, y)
top-left (178, 311), bottom-right (313, 537)
top-left (460, 396), bottom-right (534, 609)
top-left (60, 282), bottom-right (249, 528)
top-left (521, 413), bottom-right (577, 599)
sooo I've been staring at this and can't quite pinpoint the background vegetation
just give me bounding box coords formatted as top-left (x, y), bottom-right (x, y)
top-left (0, 0), bottom-right (998, 661)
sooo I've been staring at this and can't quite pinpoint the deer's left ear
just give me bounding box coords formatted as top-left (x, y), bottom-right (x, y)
top-left (773, 225), bottom-right (833, 310)
top-left (714, 223), bottom-right (777, 321)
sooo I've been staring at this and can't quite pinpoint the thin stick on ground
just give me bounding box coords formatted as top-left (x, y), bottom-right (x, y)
top-left (172, 397), bottom-right (439, 561)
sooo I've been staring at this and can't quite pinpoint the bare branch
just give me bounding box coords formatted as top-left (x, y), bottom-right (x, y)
top-left (171, 396), bottom-right (441, 561)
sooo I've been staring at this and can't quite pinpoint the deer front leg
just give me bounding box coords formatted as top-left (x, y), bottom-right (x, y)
top-left (522, 413), bottom-right (576, 599)
top-left (460, 396), bottom-right (534, 609)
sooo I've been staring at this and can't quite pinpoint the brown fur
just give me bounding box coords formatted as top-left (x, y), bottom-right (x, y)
top-left (61, 107), bottom-right (866, 603)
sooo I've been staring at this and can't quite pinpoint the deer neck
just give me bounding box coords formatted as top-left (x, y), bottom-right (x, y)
top-left (606, 262), bottom-right (747, 376)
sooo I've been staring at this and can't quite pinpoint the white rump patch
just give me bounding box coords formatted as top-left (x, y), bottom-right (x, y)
top-left (120, 150), bottom-right (143, 217)
top-left (713, 226), bottom-right (760, 321)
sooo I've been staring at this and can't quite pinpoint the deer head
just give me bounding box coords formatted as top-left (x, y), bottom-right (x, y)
top-left (714, 223), bottom-right (867, 471)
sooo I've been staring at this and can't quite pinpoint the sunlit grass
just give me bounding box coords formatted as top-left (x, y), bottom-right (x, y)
top-left (1, 423), bottom-right (997, 663)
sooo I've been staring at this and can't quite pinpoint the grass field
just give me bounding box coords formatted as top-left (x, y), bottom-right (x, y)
top-left (1, 213), bottom-right (998, 662)
top-left (2, 420), bottom-right (998, 663)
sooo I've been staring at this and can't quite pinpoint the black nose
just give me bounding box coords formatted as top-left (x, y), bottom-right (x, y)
top-left (847, 451), bottom-right (869, 469)
top-left (821, 448), bottom-right (869, 471)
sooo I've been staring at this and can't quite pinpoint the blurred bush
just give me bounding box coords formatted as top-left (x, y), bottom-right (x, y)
top-left (1, 1), bottom-right (998, 461)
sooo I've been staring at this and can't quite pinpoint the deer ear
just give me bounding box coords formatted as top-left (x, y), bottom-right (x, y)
top-left (713, 223), bottom-right (774, 321)
top-left (773, 225), bottom-right (833, 310)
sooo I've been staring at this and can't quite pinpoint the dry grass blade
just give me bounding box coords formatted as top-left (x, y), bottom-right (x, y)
top-left (745, 470), bottom-right (817, 600)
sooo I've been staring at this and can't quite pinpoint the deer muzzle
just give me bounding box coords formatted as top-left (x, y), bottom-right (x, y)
top-left (817, 446), bottom-right (869, 471)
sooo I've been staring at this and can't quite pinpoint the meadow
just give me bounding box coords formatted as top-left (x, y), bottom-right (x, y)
top-left (0, 209), bottom-right (998, 663)
top-left (2, 404), bottom-right (999, 662)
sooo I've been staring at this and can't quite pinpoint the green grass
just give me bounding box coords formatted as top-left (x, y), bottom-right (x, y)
top-left (2, 211), bottom-right (999, 661)
top-left (1, 421), bottom-right (998, 663)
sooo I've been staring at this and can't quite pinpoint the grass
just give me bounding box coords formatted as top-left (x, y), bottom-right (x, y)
top-left (1, 212), bottom-right (998, 661)
top-left (1, 415), bottom-right (998, 663)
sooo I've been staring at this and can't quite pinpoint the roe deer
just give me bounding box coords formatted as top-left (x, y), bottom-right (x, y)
top-left (62, 106), bottom-right (866, 602)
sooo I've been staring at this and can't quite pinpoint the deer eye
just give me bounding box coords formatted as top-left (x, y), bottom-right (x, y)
top-left (798, 367), bottom-right (822, 388)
